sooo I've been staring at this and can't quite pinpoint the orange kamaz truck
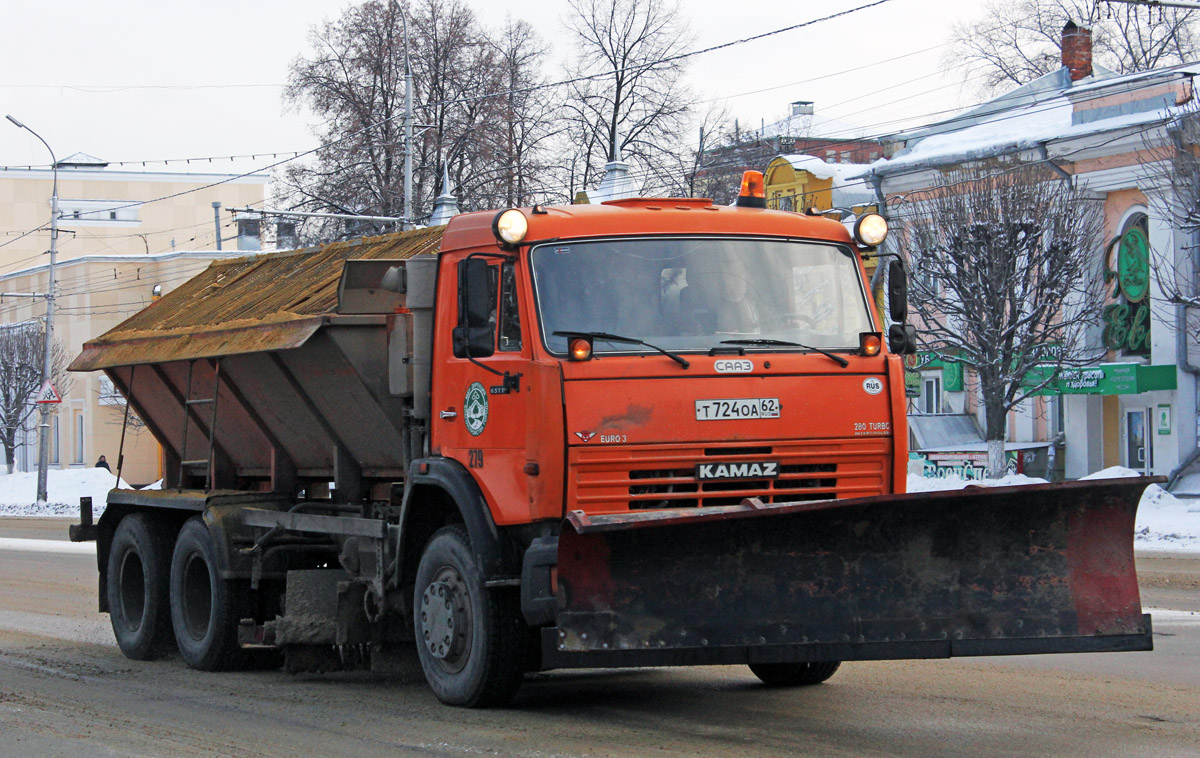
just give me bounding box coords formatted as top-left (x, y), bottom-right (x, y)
top-left (69, 175), bottom-right (1156, 707)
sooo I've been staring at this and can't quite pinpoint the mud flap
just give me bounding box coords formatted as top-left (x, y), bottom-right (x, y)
top-left (545, 478), bottom-right (1157, 668)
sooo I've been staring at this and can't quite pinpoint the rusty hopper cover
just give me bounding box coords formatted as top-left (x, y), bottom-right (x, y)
top-left (69, 228), bottom-right (443, 372)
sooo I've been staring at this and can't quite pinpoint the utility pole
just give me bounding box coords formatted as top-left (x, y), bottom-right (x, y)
top-left (6, 115), bottom-right (59, 506)
top-left (401, 4), bottom-right (414, 231)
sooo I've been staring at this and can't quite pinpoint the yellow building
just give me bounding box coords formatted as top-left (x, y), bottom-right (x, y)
top-left (1, 155), bottom-right (266, 483)
top-left (0, 154), bottom-right (266, 267)
top-left (763, 154), bottom-right (877, 214)
top-left (1, 252), bottom-right (250, 484)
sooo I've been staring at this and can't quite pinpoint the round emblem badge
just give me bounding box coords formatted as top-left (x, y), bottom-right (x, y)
top-left (862, 377), bottom-right (884, 395)
top-left (464, 382), bottom-right (489, 436)
top-left (1117, 227), bottom-right (1149, 303)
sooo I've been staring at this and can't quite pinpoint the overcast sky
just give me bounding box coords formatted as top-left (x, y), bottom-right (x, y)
top-left (1, 0), bottom-right (984, 199)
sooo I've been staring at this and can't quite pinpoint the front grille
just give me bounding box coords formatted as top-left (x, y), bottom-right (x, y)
top-left (570, 439), bottom-right (890, 513)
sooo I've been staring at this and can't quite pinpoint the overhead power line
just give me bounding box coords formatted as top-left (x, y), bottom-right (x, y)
top-left (1099, 0), bottom-right (1200, 9)
top-left (1, 0), bottom-right (898, 222)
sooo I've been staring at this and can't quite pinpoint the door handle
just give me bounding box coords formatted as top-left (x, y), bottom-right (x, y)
top-left (440, 410), bottom-right (457, 420)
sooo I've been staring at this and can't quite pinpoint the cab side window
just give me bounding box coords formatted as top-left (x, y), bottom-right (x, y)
top-left (499, 262), bottom-right (522, 352)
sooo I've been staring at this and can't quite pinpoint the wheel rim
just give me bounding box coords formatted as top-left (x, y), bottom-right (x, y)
top-left (118, 550), bottom-right (146, 631)
top-left (419, 567), bottom-right (472, 673)
top-left (181, 552), bottom-right (213, 640)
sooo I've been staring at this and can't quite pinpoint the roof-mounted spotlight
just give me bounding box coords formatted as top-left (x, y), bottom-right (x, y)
top-left (853, 212), bottom-right (888, 247)
top-left (492, 208), bottom-right (529, 247)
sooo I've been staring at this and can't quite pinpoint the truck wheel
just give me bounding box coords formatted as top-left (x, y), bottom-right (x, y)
top-left (107, 513), bottom-right (174, 660)
top-left (170, 518), bottom-right (243, 671)
top-left (749, 660), bottom-right (841, 686)
top-left (413, 526), bottom-right (524, 707)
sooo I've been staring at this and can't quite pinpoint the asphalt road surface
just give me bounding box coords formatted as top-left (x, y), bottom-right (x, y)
top-left (1, 518), bottom-right (1198, 757)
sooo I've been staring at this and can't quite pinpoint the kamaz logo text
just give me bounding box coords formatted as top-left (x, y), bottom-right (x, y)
top-left (695, 461), bottom-right (779, 480)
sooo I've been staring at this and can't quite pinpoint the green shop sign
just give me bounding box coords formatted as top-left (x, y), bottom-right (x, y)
top-left (907, 353), bottom-right (964, 392)
top-left (1026, 363), bottom-right (1176, 395)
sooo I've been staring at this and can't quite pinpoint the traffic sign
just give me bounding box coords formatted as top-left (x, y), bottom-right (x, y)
top-left (35, 381), bottom-right (61, 404)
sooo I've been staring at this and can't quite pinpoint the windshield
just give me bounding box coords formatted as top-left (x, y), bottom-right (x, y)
top-left (531, 237), bottom-right (874, 354)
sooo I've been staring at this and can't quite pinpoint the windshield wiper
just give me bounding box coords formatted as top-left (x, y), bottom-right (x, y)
top-left (719, 339), bottom-right (849, 368)
top-left (554, 331), bottom-right (690, 369)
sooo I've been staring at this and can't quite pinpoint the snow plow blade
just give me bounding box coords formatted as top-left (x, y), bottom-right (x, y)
top-left (544, 478), bottom-right (1157, 669)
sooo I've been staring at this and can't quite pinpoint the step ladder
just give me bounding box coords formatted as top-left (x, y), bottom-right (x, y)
top-left (178, 359), bottom-right (221, 491)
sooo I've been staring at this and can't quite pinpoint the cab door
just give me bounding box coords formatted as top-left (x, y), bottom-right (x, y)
top-left (431, 255), bottom-right (531, 524)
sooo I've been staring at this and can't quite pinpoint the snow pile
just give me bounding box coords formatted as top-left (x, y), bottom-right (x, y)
top-left (1079, 465), bottom-right (1143, 480)
top-left (906, 472), bottom-right (1048, 492)
top-left (908, 467), bottom-right (1200, 553)
top-left (1081, 467), bottom-right (1200, 551)
top-left (0, 468), bottom-right (131, 518)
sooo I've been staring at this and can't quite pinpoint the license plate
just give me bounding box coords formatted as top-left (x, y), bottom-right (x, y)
top-left (695, 398), bottom-right (780, 421)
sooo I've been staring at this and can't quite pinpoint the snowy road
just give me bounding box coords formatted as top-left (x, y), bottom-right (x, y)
top-left (1, 518), bottom-right (1199, 757)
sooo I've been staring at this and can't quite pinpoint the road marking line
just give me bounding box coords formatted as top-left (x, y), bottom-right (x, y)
top-left (0, 537), bottom-right (94, 555)
top-left (1146, 608), bottom-right (1200, 626)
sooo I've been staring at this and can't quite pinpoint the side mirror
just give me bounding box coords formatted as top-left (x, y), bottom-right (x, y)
top-left (887, 259), bottom-right (908, 323)
top-left (888, 323), bottom-right (918, 355)
top-left (454, 258), bottom-right (495, 358)
top-left (459, 258), bottom-right (492, 328)
top-left (453, 325), bottom-right (496, 357)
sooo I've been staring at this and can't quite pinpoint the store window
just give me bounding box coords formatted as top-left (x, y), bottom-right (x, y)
top-left (1048, 394), bottom-right (1065, 439)
top-left (73, 413), bottom-right (84, 465)
top-left (50, 416), bottom-right (60, 465)
top-left (921, 372), bottom-right (942, 414)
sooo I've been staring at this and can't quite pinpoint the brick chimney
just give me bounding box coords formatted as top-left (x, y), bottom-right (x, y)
top-left (1062, 21), bottom-right (1093, 81)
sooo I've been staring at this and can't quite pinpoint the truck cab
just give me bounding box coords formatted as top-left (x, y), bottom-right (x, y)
top-left (430, 197), bottom-right (908, 529)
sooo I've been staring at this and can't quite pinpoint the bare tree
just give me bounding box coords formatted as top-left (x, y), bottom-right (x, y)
top-left (408, 0), bottom-right (503, 214)
top-left (561, 0), bottom-right (695, 195)
top-left (469, 17), bottom-right (561, 208)
top-left (282, 0), bottom-right (557, 240)
top-left (0, 322), bottom-right (71, 475)
top-left (663, 102), bottom-right (746, 203)
top-left (1139, 98), bottom-right (1200, 483)
top-left (97, 377), bottom-right (147, 433)
top-left (1137, 97), bottom-right (1200, 383)
top-left (948, 0), bottom-right (1199, 95)
top-left (899, 164), bottom-right (1106, 476)
top-left (282, 0), bottom-right (411, 240)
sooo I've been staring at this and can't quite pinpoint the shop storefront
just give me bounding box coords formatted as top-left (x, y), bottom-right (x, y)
top-left (1027, 362), bottom-right (1178, 476)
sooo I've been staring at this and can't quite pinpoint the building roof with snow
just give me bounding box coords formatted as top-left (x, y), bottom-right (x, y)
top-left (872, 61), bottom-right (1196, 181)
top-left (767, 154), bottom-right (876, 209)
top-left (55, 152), bottom-right (110, 169)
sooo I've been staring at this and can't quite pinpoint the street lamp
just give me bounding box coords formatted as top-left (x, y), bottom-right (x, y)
top-left (6, 114), bottom-right (60, 506)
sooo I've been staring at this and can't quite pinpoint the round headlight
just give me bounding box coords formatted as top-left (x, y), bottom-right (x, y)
top-left (854, 213), bottom-right (888, 247)
top-left (493, 209), bottom-right (529, 246)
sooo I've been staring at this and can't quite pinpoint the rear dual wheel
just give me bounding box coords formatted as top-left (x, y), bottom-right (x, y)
top-left (169, 518), bottom-right (245, 671)
top-left (107, 514), bottom-right (175, 660)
